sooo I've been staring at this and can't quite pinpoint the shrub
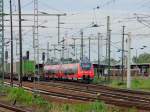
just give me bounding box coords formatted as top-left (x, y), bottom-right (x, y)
top-left (7, 87), bottom-right (51, 112)
top-left (89, 101), bottom-right (107, 112)
top-left (8, 87), bottom-right (33, 105)
top-left (70, 101), bottom-right (107, 112)
top-left (0, 85), bottom-right (9, 94)
top-left (33, 95), bottom-right (49, 107)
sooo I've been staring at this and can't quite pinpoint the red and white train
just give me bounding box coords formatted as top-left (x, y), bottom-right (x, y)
top-left (44, 59), bottom-right (94, 81)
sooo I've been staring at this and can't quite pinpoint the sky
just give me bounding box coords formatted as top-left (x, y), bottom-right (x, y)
top-left (3, 0), bottom-right (150, 63)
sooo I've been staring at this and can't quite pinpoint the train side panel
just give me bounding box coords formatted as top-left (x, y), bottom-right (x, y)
top-left (44, 63), bottom-right (95, 81)
top-left (23, 60), bottom-right (35, 77)
top-left (5, 60), bottom-right (35, 80)
top-left (60, 64), bottom-right (79, 80)
top-left (44, 65), bottom-right (61, 79)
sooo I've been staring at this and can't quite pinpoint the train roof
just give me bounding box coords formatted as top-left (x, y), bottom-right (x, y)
top-left (44, 63), bottom-right (79, 66)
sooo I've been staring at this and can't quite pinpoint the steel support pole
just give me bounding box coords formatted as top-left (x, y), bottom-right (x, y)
top-left (18, 0), bottom-right (23, 87)
top-left (121, 26), bottom-right (125, 82)
top-left (136, 49), bottom-right (138, 64)
top-left (33, 0), bottom-right (40, 92)
top-left (106, 16), bottom-right (110, 63)
top-left (89, 37), bottom-right (91, 61)
top-left (127, 32), bottom-right (131, 89)
top-left (108, 30), bottom-right (111, 81)
top-left (105, 16), bottom-right (110, 81)
top-left (98, 33), bottom-right (101, 77)
top-left (32, 26), bottom-right (36, 93)
top-left (10, 0), bottom-right (13, 87)
top-left (73, 38), bottom-right (76, 58)
top-left (62, 38), bottom-right (65, 63)
top-left (58, 15), bottom-right (60, 44)
top-left (1, 0), bottom-right (4, 85)
top-left (47, 42), bottom-right (50, 61)
top-left (81, 31), bottom-right (83, 59)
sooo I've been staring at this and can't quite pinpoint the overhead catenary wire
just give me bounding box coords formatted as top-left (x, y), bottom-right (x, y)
top-left (4, 0), bottom-right (150, 64)
top-left (39, 0), bottom-right (66, 14)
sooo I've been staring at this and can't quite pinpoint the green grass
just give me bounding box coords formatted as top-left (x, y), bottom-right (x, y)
top-left (50, 101), bottom-right (107, 112)
top-left (93, 76), bottom-right (150, 91)
top-left (8, 87), bottom-right (33, 105)
top-left (50, 102), bottom-right (138, 112)
top-left (0, 86), bottom-right (50, 112)
top-left (131, 78), bottom-right (150, 91)
top-left (0, 86), bottom-right (108, 112)
top-left (93, 76), bottom-right (111, 84)
top-left (112, 77), bottom-right (150, 91)
top-left (71, 101), bottom-right (107, 112)
top-left (8, 87), bottom-right (50, 106)
top-left (0, 85), bottom-right (139, 112)
top-left (110, 80), bottom-right (126, 88)
top-left (0, 85), bottom-right (8, 94)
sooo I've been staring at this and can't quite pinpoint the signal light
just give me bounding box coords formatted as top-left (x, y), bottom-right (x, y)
top-left (42, 52), bottom-right (45, 61)
top-left (26, 51), bottom-right (29, 60)
top-left (5, 51), bottom-right (8, 60)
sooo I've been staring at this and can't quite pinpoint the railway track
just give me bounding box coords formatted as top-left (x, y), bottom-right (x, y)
top-left (45, 80), bottom-right (150, 98)
top-left (37, 80), bottom-right (150, 103)
top-left (39, 81), bottom-right (150, 103)
top-left (38, 80), bottom-right (150, 110)
top-left (0, 102), bottom-right (32, 112)
top-left (4, 80), bottom-right (150, 111)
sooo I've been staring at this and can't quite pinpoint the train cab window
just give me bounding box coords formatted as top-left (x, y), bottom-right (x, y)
top-left (80, 57), bottom-right (92, 70)
top-left (80, 63), bottom-right (92, 70)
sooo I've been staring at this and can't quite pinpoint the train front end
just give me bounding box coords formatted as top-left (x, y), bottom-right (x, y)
top-left (78, 58), bottom-right (94, 81)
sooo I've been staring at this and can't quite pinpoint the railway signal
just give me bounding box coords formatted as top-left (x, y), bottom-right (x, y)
top-left (42, 52), bottom-right (45, 63)
top-left (26, 51), bottom-right (29, 60)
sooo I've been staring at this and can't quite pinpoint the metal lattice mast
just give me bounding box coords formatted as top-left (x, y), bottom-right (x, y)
top-left (33, 0), bottom-right (40, 90)
top-left (0, 0), bottom-right (4, 82)
top-left (33, 0), bottom-right (39, 66)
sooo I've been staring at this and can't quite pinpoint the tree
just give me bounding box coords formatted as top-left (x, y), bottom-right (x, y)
top-left (132, 53), bottom-right (150, 64)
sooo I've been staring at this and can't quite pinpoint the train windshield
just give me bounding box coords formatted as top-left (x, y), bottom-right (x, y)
top-left (80, 57), bottom-right (92, 70)
top-left (80, 63), bottom-right (92, 70)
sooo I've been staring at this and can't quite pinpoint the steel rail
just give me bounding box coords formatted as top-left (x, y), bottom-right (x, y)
top-left (0, 102), bottom-right (32, 112)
